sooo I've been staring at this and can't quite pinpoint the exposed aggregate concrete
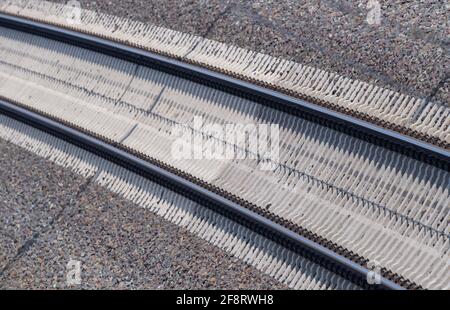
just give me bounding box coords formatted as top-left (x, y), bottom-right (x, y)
top-left (49, 0), bottom-right (449, 105)
top-left (1, 0), bottom-right (448, 290)
top-left (0, 138), bottom-right (287, 289)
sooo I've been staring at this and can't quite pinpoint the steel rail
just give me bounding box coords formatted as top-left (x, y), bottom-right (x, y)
top-left (0, 98), bottom-right (404, 290)
top-left (0, 13), bottom-right (432, 289)
top-left (0, 13), bottom-right (449, 172)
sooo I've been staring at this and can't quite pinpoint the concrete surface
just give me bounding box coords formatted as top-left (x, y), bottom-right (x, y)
top-left (50, 0), bottom-right (449, 105)
top-left (0, 138), bottom-right (287, 289)
top-left (1, 0), bottom-right (448, 290)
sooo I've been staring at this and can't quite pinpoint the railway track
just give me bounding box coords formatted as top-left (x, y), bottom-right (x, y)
top-left (0, 2), bottom-right (448, 290)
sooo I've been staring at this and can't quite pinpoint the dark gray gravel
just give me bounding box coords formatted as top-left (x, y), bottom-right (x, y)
top-left (50, 0), bottom-right (449, 105)
top-left (0, 138), bottom-right (287, 289)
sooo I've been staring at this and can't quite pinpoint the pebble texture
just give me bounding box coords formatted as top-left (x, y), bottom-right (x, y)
top-left (49, 0), bottom-right (449, 105)
top-left (0, 139), bottom-right (287, 289)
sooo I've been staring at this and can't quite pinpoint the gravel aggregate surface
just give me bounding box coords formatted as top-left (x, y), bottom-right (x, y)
top-left (49, 0), bottom-right (449, 105)
top-left (1, 0), bottom-right (448, 290)
top-left (0, 138), bottom-right (287, 289)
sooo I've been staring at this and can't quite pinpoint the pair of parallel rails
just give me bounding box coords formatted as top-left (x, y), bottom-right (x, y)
top-left (0, 13), bottom-right (448, 290)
